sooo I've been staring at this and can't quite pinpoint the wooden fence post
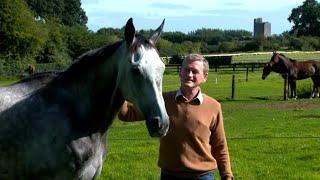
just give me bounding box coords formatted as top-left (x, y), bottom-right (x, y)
top-left (232, 74), bottom-right (235, 99)
top-left (246, 67), bottom-right (249, 82)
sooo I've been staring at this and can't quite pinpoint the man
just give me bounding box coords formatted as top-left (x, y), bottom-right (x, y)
top-left (118, 54), bottom-right (233, 180)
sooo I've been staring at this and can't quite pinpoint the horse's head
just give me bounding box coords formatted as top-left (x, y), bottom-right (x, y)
top-left (262, 52), bottom-right (280, 80)
top-left (262, 63), bottom-right (272, 80)
top-left (118, 18), bottom-right (169, 137)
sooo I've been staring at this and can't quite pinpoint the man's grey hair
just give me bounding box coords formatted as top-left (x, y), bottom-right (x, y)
top-left (182, 54), bottom-right (209, 74)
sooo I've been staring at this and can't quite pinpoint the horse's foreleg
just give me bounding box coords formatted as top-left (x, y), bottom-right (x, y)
top-left (316, 78), bottom-right (320, 98)
top-left (311, 77), bottom-right (320, 98)
top-left (310, 84), bottom-right (317, 98)
top-left (289, 80), bottom-right (297, 99)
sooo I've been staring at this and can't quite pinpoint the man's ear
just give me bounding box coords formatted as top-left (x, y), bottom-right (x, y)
top-left (203, 73), bottom-right (208, 82)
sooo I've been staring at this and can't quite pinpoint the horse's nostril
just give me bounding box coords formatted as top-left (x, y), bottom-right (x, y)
top-left (146, 117), bottom-right (158, 136)
top-left (146, 117), bottom-right (168, 137)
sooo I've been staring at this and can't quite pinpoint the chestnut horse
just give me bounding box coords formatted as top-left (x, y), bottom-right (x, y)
top-left (25, 64), bottom-right (36, 76)
top-left (262, 52), bottom-right (320, 98)
top-left (0, 18), bottom-right (169, 179)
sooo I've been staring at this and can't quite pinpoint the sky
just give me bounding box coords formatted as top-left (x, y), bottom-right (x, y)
top-left (81, 0), bottom-right (305, 35)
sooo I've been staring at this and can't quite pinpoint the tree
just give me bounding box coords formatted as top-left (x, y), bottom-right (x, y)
top-left (288, 0), bottom-right (320, 36)
top-left (26, 0), bottom-right (87, 26)
top-left (0, 0), bottom-right (47, 58)
top-left (62, 25), bottom-right (93, 60)
top-left (156, 39), bottom-right (174, 57)
top-left (62, 0), bottom-right (87, 26)
top-left (189, 28), bottom-right (225, 45)
top-left (35, 18), bottom-right (71, 66)
top-left (63, 25), bottom-right (120, 60)
top-left (162, 31), bottom-right (189, 44)
top-left (218, 41), bottom-right (237, 52)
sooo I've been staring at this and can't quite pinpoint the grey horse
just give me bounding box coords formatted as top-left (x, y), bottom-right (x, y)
top-left (0, 18), bottom-right (169, 179)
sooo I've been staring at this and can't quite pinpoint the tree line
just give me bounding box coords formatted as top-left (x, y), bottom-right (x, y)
top-left (1, 0), bottom-right (320, 75)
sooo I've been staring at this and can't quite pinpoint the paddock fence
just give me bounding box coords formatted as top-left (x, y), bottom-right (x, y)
top-left (162, 69), bottom-right (315, 101)
top-left (165, 62), bottom-right (265, 74)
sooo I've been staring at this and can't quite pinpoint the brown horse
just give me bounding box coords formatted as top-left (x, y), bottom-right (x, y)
top-left (25, 64), bottom-right (36, 76)
top-left (262, 52), bottom-right (320, 98)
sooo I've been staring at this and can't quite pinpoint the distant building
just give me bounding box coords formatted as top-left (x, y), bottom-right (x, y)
top-left (254, 18), bottom-right (271, 37)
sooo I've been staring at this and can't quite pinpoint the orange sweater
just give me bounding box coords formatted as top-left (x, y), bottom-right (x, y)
top-left (118, 91), bottom-right (233, 179)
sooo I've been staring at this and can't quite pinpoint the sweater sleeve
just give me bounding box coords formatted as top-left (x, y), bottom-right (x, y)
top-left (117, 101), bottom-right (144, 122)
top-left (210, 104), bottom-right (233, 180)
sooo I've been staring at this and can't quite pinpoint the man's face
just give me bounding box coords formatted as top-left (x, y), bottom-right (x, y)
top-left (179, 60), bottom-right (208, 89)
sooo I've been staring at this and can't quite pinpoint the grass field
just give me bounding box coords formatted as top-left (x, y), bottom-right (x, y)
top-left (1, 69), bottom-right (320, 179)
top-left (98, 70), bottom-right (320, 179)
top-left (0, 78), bottom-right (19, 87)
top-left (229, 51), bottom-right (320, 63)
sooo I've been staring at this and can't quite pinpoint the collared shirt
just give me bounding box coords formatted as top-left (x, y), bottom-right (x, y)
top-left (175, 89), bottom-right (203, 105)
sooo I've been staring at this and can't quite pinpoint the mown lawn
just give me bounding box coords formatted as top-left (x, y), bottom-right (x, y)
top-left (0, 78), bottom-right (19, 87)
top-left (232, 51), bottom-right (320, 63)
top-left (1, 70), bottom-right (320, 179)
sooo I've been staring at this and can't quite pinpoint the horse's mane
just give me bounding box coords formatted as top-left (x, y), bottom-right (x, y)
top-left (278, 53), bottom-right (296, 62)
top-left (58, 36), bottom-right (155, 82)
top-left (59, 41), bottom-right (124, 81)
top-left (16, 71), bottom-right (60, 84)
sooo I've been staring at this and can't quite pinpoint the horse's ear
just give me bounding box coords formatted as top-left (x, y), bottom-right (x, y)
top-left (149, 19), bottom-right (165, 45)
top-left (125, 18), bottom-right (135, 45)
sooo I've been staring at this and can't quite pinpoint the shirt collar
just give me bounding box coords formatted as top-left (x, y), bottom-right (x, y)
top-left (175, 89), bottom-right (203, 105)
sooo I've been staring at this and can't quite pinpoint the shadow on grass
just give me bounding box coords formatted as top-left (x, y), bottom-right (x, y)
top-left (218, 96), bottom-right (283, 103)
top-left (296, 115), bottom-right (320, 119)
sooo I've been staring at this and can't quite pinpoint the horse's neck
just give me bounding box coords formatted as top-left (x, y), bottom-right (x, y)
top-left (272, 57), bottom-right (290, 73)
top-left (43, 48), bottom-right (126, 132)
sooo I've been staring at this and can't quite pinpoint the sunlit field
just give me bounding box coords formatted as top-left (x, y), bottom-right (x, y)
top-left (99, 70), bottom-right (320, 179)
top-left (1, 68), bottom-right (320, 180)
top-left (231, 51), bottom-right (320, 63)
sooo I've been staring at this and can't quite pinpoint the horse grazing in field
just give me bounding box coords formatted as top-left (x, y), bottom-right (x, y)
top-left (0, 18), bottom-right (169, 180)
top-left (262, 52), bottom-right (320, 98)
top-left (25, 64), bottom-right (37, 76)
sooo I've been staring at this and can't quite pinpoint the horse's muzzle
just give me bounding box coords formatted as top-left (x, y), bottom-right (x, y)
top-left (146, 116), bottom-right (169, 137)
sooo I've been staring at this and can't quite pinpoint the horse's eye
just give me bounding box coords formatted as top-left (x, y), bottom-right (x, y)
top-left (131, 67), bottom-right (141, 76)
top-left (133, 53), bottom-right (141, 62)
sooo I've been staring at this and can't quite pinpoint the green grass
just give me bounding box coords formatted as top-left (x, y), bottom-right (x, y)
top-left (99, 70), bottom-right (320, 179)
top-left (232, 51), bottom-right (320, 63)
top-left (1, 70), bottom-right (320, 179)
top-left (0, 78), bottom-right (19, 86)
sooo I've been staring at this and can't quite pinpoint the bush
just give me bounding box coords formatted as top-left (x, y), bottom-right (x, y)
top-left (0, 0), bottom-right (47, 58)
